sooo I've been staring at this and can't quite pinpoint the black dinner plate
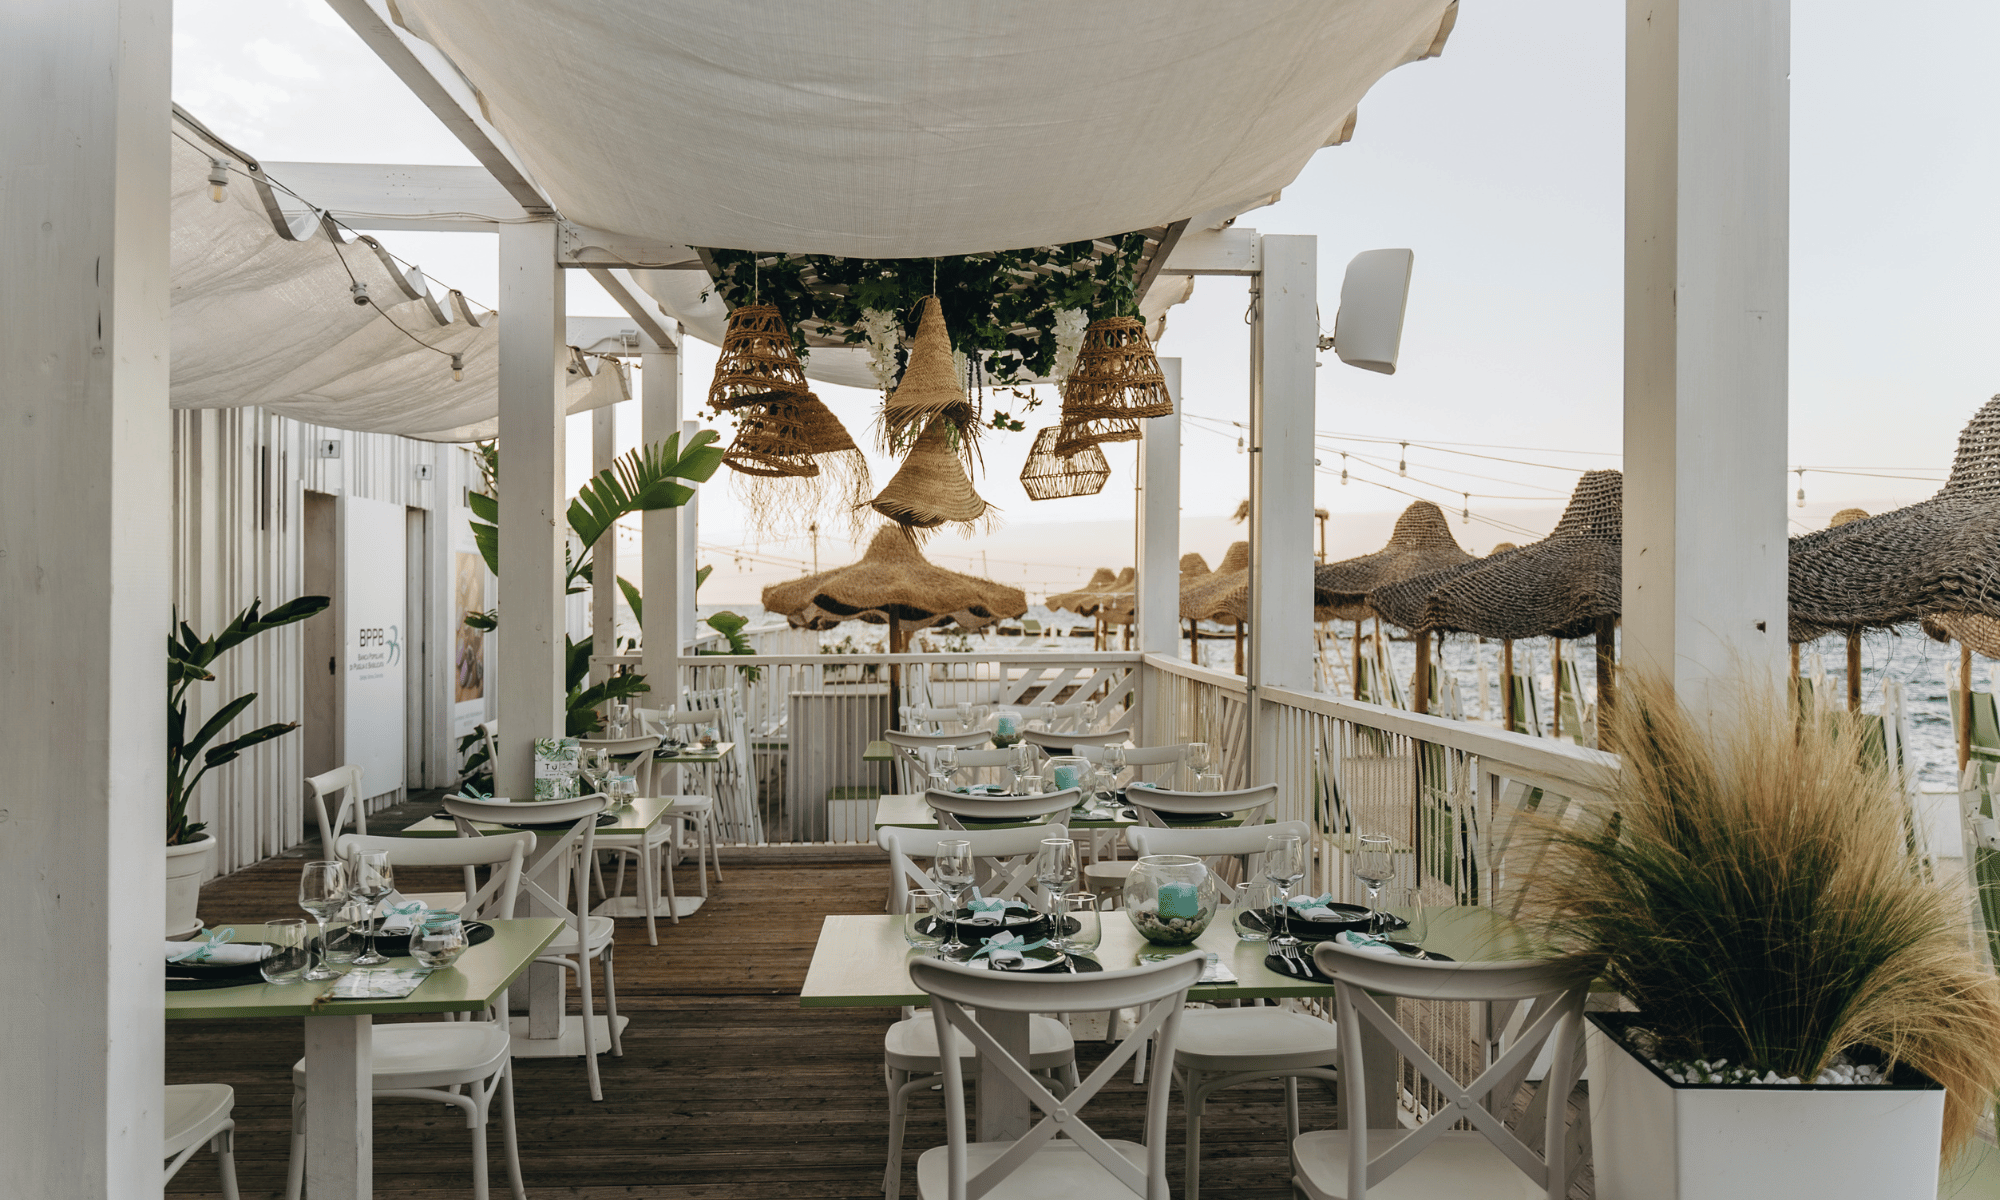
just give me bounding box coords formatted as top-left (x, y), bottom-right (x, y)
top-left (966, 945), bottom-right (1103, 974)
top-left (346, 918), bottom-right (496, 958)
top-left (1265, 942), bottom-right (1453, 981)
top-left (165, 948), bottom-right (274, 991)
top-left (919, 912), bottom-right (1077, 944)
top-left (1238, 905), bottom-right (1406, 940)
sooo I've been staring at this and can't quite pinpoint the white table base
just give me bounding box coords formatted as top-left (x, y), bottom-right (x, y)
top-left (595, 894), bottom-right (705, 919)
top-left (303, 1013), bottom-right (373, 1199)
top-left (976, 1010), bottom-right (1034, 1141)
top-left (508, 1013), bottom-right (629, 1057)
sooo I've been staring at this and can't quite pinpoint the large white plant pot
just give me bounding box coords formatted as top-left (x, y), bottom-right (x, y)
top-left (1588, 1014), bottom-right (1944, 1200)
top-left (164, 836), bottom-right (216, 938)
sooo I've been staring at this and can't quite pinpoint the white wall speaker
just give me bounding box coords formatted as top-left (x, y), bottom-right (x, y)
top-left (1333, 248), bottom-right (1414, 375)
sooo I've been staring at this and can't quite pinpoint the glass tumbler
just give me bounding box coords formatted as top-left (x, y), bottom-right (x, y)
top-left (903, 889), bottom-right (945, 955)
top-left (411, 913), bottom-right (471, 969)
top-left (1060, 893), bottom-right (1102, 955)
top-left (259, 919), bottom-right (311, 984)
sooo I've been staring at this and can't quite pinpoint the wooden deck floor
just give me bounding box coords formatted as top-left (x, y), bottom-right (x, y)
top-left (164, 806), bottom-right (1588, 1198)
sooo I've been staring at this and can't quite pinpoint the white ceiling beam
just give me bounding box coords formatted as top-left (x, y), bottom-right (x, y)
top-left (1155, 227), bottom-right (1262, 276)
top-left (323, 0), bottom-right (553, 218)
top-left (559, 221), bottom-right (704, 270)
top-left (566, 316), bottom-right (648, 357)
top-left (257, 161), bottom-right (527, 231)
top-left (584, 268), bottom-right (680, 351)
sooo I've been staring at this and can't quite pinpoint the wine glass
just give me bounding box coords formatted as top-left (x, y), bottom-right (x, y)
top-left (411, 913), bottom-right (470, 969)
top-left (349, 849), bottom-right (395, 966)
top-left (1263, 833), bottom-right (1306, 957)
top-left (296, 860), bottom-right (349, 981)
top-left (1184, 742), bottom-right (1211, 788)
top-left (932, 745), bottom-right (960, 790)
top-left (1061, 893), bottom-right (1101, 956)
top-left (1009, 742), bottom-right (1039, 794)
top-left (1105, 744), bottom-right (1127, 780)
top-left (1035, 838), bottom-right (1079, 921)
top-left (904, 889), bottom-right (945, 955)
top-left (259, 919), bottom-right (311, 984)
top-left (933, 840), bottom-right (975, 961)
top-left (956, 700), bottom-right (974, 731)
top-left (1354, 833), bottom-right (1395, 934)
top-left (1232, 881), bottom-right (1277, 941)
top-left (1384, 885), bottom-right (1430, 955)
top-left (1038, 701), bottom-right (1058, 731)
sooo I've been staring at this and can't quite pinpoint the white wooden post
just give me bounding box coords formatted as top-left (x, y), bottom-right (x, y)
top-left (495, 221), bottom-right (567, 798)
top-left (641, 332), bottom-right (681, 712)
top-left (1136, 359), bottom-right (1182, 746)
top-left (1248, 235), bottom-right (1319, 782)
top-left (0, 3), bottom-right (170, 1195)
top-left (590, 404), bottom-right (617, 688)
top-left (679, 418), bottom-right (702, 651)
top-left (302, 1016), bottom-right (374, 1199)
top-left (1623, 0), bottom-right (1790, 712)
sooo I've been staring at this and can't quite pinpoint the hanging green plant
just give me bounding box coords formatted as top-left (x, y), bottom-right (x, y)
top-left (700, 232), bottom-right (1152, 387)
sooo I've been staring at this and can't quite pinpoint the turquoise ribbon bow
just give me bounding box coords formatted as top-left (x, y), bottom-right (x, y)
top-left (168, 927), bottom-right (236, 963)
top-left (1286, 893), bottom-right (1339, 910)
top-left (971, 931), bottom-right (1049, 961)
top-left (963, 889), bottom-right (1027, 915)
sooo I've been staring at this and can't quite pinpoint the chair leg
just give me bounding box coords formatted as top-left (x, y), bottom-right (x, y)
top-left (1133, 1031), bottom-right (1148, 1084)
top-left (578, 952), bottom-right (604, 1101)
top-left (883, 1066), bottom-right (909, 1200)
top-left (603, 947), bottom-right (624, 1056)
top-left (1183, 1070), bottom-right (1208, 1200)
top-left (284, 1091), bottom-right (306, 1200)
top-left (1286, 1074), bottom-right (1302, 1141)
top-left (641, 839), bottom-right (660, 944)
top-left (469, 1095), bottom-right (491, 1200)
top-left (498, 1061), bottom-right (528, 1200)
top-left (705, 809), bottom-right (723, 882)
top-left (212, 1125), bottom-right (241, 1200)
top-left (592, 851), bottom-right (610, 903)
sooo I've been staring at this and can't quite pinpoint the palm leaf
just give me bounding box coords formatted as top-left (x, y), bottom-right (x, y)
top-left (617, 576), bottom-right (644, 629)
top-left (203, 721), bottom-right (300, 768)
top-left (182, 693), bottom-right (259, 764)
top-left (566, 431), bottom-right (724, 553)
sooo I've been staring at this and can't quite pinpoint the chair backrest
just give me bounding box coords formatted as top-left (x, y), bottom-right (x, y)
top-left (911, 954), bottom-right (1202, 1200)
top-left (884, 728), bottom-right (994, 750)
top-left (1078, 742), bottom-right (1197, 786)
top-left (877, 823), bottom-right (1069, 911)
top-left (440, 795), bottom-right (609, 932)
top-left (945, 748), bottom-right (1019, 769)
top-left (1022, 728), bottom-right (1130, 753)
top-left (305, 764), bottom-right (366, 852)
top-left (1124, 782), bottom-right (1277, 827)
top-left (924, 787), bottom-right (1080, 830)
top-left (334, 830), bottom-right (534, 920)
top-left (578, 734), bottom-right (661, 757)
top-left (1126, 819), bottom-right (1310, 901)
top-left (1312, 940), bottom-right (1593, 1200)
top-left (476, 719), bottom-right (502, 777)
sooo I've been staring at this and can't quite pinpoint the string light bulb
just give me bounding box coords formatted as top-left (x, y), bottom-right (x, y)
top-left (207, 158), bottom-right (231, 203)
top-left (1340, 452), bottom-right (1348, 485)
top-left (1795, 467), bottom-right (1806, 508)
top-left (1236, 435), bottom-right (1245, 454)
top-left (1462, 494), bottom-right (1470, 523)
top-left (349, 281), bottom-right (370, 307)
top-left (450, 352), bottom-right (465, 383)
top-left (1398, 442), bottom-right (1408, 475)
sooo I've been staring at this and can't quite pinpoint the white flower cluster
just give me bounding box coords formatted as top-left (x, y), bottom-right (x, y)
top-left (1049, 307), bottom-right (1089, 384)
top-left (1649, 1053), bottom-right (1888, 1087)
top-left (858, 308), bottom-right (902, 394)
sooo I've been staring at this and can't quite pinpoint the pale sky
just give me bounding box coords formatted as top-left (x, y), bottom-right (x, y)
top-left (174, 1), bottom-right (2000, 605)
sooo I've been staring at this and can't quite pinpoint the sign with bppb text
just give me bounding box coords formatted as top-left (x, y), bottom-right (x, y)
top-left (341, 495), bottom-right (406, 799)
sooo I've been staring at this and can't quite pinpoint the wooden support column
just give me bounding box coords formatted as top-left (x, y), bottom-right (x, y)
top-left (640, 331), bottom-right (681, 707)
top-left (1136, 361), bottom-right (1181, 748)
top-left (1247, 235), bottom-right (1318, 784)
top-left (1847, 632), bottom-right (1862, 713)
top-left (1959, 643), bottom-right (1974, 773)
top-left (1622, 0), bottom-right (1791, 716)
top-left (496, 221), bottom-right (567, 799)
top-left (1502, 640), bottom-right (1517, 731)
top-left (1, 2), bottom-right (171, 1192)
top-left (1413, 631), bottom-right (1432, 715)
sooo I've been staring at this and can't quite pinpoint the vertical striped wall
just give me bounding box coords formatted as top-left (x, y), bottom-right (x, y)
top-left (171, 408), bottom-right (465, 876)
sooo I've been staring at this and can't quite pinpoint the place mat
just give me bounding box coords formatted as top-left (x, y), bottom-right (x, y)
top-left (1264, 943), bottom-right (1453, 982)
top-left (165, 951), bottom-right (272, 992)
top-left (961, 947), bottom-right (1103, 974)
top-left (491, 811), bottom-right (619, 831)
top-left (1237, 906), bottom-right (1406, 941)
top-left (345, 919), bottom-right (495, 959)
top-left (921, 912), bottom-right (1076, 944)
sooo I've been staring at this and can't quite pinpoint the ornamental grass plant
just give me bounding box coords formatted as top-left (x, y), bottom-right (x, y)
top-left (1517, 674), bottom-right (2000, 1157)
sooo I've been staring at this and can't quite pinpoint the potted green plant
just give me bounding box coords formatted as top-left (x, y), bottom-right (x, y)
top-left (1521, 677), bottom-right (2000, 1198)
top-left (167, 596), bottom-right (328, 935)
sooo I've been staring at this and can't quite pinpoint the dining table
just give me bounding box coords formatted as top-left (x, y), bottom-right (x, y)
top-left (166, 917), bottom-right (562, 1200)
top-left (872, 790), bottom-right (1268, 831)
top-left (397, 798), bottom-right (679, 1057)
top-left (800, 905), bottom-right (1531, 1140)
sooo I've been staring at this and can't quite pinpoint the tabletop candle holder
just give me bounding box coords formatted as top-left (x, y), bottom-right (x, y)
top-left (1124, 854), bottom-right (1219, 945)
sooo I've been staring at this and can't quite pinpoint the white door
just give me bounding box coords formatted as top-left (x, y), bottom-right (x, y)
top-left (339, 495), bottom-right (406, 801)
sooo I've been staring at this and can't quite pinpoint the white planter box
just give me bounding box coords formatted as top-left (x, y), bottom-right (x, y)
top-left (1588, 1014), bottom-right (1944, 1200)
top-left (164, 835), bottom-right (216, 938)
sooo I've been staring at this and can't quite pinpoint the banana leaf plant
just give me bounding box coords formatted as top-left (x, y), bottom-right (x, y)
top-left (168, 596), bottom-right (330, 845)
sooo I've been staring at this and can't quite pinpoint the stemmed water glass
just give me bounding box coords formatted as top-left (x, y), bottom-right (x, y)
top-left (1184, 742), bottom-right (1211, 788)
top-left (297, 860), bottom-right (349, 981)
top-left (1264, 833), bottom-right (1306, 957)
top-left (1009, 741), bottom-right (1039, 794)
top-left (933, 840), bottom-right (975, 961)
top-left (348, 849), bottom-right (395, 966)
top-left (931, 745), bottom-right (960, 790)
top-left (956, 701), bottom-right (975, 731)
top-left (1354, 833), bottom-right (1394, 934)
top-left (1035, 838), bottom-right (1079, 924)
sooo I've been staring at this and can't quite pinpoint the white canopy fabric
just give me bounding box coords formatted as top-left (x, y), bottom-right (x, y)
top-left (392, 0), bottom-right (1457, 258)
top-left (170, 112), bottom-right (622, 441)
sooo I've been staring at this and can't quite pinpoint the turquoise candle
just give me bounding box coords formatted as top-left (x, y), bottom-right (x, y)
top-left (1054, 764), bottom-right (1081, 790)
top-left (996, 714), bottom-right (1018, 736)
top-left (1158, 881), bottom-right (1199, 919)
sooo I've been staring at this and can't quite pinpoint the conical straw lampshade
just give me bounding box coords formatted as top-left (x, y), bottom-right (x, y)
top-left (882, 296), bottom-right (977, 451)
top-left (707, 303), bottom-right (812, 413)
top-left (1053, 316), bottom-right (1173, 456)
top-left (870, 420), bottom-right (991, 533)
top-left (1019, 425), bottom-right (1110, 500)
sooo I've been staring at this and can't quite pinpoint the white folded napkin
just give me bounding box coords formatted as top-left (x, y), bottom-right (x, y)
top-left (164, 937), bottom-right (269, 966)
top-left (1197, 951), bottom-right (1237, 984)
top-left (1333, 931), bottom-right (1403, 959)
top-left (376, 894), bottom-right (426, 935)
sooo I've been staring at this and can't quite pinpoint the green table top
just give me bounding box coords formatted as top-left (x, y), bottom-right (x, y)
top-left (799, 906), bottom-right (1532, 1008)
top-left (863, 740), bottom-right (893, 762)
top-left (165, 918), bottom-right (563, 1019)
top-left (398, 795), bottom-right (681, 838)
top-left (872, 791), bottom-right (1262, 831)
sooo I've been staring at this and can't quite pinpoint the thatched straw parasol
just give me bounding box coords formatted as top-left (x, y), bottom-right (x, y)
top-left (1310, 502), bottom-right (1474, 705)
top-left (1048, 568), bottom-right (1117, 614)
top-left (761, 525), bottom-right (1027, 649)
top-left (1370, 471), bottom-right (1622, 720)
top-left (1790, 396), bottom-right (2000, 636)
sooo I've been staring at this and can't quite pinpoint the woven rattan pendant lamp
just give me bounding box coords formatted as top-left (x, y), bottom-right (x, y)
top-left (882, 295), bottom-right (977, 451)
top-left (869, 420), bottom-right (990, 533)
top-left (1053, 316), bottom-right (1174, 456)
top-left (707, 302), bottom-right (813, 413)
top-left (1019, 425), bottom-right (1111, 500)
top-left (723, 393), bottom-right (871, 534)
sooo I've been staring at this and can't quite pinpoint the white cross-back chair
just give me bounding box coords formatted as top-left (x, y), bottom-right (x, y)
top-left (442, 794), bottom-right (624, 1102)
top-left (682, 685), bottom-right (762, 842)
top-left (1123, 821), bottom-right (1335, 1200)
top-left (1293, 941), bottom-right (1592, 1200)
top-left (1001, 699), bottom-right (1098, 733)
top-left (287, 830), bottom-right (535, 1200)
top-left (1122, 783), bottom-right (1277, 828)
top-left (909, 953), bottom-right (1204, 1200)
top-left (578, 732), bottom-right (704, 944)
top-left (901, 704), bottom-right (986, 734)
top-left (306, 764), bottom-right (464, 911)
top-left (164, 1084), bottom-right (239, 1199)
top-left (1023, 728), bottom-right (1130, 754)
top-left (923, 787), bottom-right (1080, 832)
top-left (638, 709), bottom-right (728, 886)
top-left (1077, 743), bottom-right (1199, 788)
top-left (877, 826), bottom-right (1082, 1199)
top-left (886, 729), bottom-right (996, 793)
